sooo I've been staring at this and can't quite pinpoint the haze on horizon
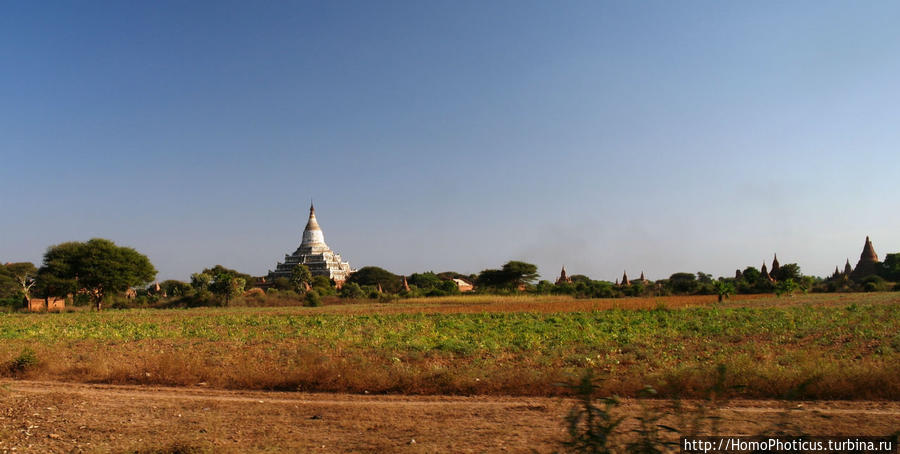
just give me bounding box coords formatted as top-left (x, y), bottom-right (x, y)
top-left (2, 1), bottom-right (899, 282)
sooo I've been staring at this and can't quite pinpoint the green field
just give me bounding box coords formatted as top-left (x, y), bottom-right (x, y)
top-left (1, 293), bottom-right (898, 399)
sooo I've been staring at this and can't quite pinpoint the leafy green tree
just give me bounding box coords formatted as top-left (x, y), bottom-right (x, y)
top-left (38, 239), bottom-right (156, 311)
top-left (199, 265), bottom-right (253, 286)
top-left (304, 290), bottom-right (321, 307)
top-left (740, 267), bottom-right (761, 283)
top-left (190, 272), bottom-right (212, 291)
top-left (531, 280), bottom-right (551, 294)
top-left (881, 253), bottom-right (900, 281)
top-left (290, 264), bottom-right (313, 292)
top-left (346, 266), bottom-right (401, 293)
top-left (408, 272), bottom-right (444, 291)
top-left (209, 273), bottom-right (245, 305)
top-left (0, 263), bottom-right (38, 304)
top-left (712, 280), bottom-right (735, 302)
top-left (775, 278), bottom-right (798, 297)
top-left (270, 277), bottom-right (292, 291)
top-left (160, 280), bottom-right (191, 297)
top-left (502, 261), bottom-right (539, 288)
top-left (667, 272), bottom-right (698, 294)
top-left (339, 282), bottom-right (366, 299)
top-left (772, 263), bottom-right (802, 282)
top-left (475, 269), bottom-right (509, 290)
top-left (311, 275), bottom-right (335, 296)
top-left (476, 261), bottom-right (539, 291)
top-left (569, 274), bottom-right (592, 284)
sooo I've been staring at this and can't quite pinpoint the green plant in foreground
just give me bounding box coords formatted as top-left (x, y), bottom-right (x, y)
top-left (5, 348), bottom-right (38, 374)
top-left (562, 371), bottom-right (623, 454)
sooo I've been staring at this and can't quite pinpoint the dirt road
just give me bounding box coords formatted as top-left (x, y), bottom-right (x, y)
top-left (1, 380), bottom-right (897, 453)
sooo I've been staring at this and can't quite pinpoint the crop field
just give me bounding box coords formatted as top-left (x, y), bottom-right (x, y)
top-left (1, 293), bottom-right (898, 399)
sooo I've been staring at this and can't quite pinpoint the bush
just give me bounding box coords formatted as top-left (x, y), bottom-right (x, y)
top-left (304, 290), bottom-right (321, 307)
top-left (339, 282), bottom-right (365, 299)
top-left (5, 348), bottom-right (39, 374)
top-left (243, 288), bottom-right (266, 299)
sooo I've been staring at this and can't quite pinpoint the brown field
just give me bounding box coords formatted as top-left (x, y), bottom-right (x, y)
top-left (0, 293), bottom-right (898, 452)
top-left (1, 380), bottom-right (899, 453)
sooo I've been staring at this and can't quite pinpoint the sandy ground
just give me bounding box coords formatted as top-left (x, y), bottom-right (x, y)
top-left (1, 380), bottom-right (898, 453)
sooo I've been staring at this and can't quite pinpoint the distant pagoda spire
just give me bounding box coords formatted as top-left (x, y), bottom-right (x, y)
top-left (771, 254), bottom-right (780, 275)
top-left (851, 236), bottom-right (880, 280)
top-left (621, 270), bottom-right (630, 286)
top-left (760, 262), bottom-right (771, 280)
top-left (832, 266), bottom-right (840, 279)
top-left (556, 266), bottom-right (571, 285)
top-left (844, 258), bottom-right (852, 276)
top-left (639, 271), bottom-right (647, 283)
top-left (735, 269), bottom-right (743, 280)
top-left (860, 236), bottom-right (878, 263)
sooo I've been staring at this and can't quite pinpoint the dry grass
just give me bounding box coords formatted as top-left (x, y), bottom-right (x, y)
top-left (0, 293), bottom-right (897, 399)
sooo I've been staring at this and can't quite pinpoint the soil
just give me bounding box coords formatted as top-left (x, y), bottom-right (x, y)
top-left (1, 380), bottom-right (898, 453)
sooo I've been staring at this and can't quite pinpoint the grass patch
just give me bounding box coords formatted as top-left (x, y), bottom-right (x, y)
top-left (0, 294), bottom-right (896, 399)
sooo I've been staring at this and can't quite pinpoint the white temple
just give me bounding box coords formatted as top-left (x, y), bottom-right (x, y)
top-left (267, 204), bottom-right (353, 283)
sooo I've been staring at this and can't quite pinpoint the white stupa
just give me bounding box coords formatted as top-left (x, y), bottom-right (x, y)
top-left (267, 204), bottom-right (353, 283)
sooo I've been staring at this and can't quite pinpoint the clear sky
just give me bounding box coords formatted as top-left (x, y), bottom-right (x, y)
top-left (2, 1), bottom-right (899, 282)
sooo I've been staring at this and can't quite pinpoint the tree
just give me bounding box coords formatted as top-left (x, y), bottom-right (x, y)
top-left (38, 239), bottom-right (156, 311)
top-left (199, 265), bottom-right (253, 287)
top-left (475, 269), bottom-right (509, 290)
top-left (667, 272), bottom-right (698, 294)
top-left (775, 278), bottom-right (798, 297)
top-left (772, 263), bottom-right (802, 282)
top-left (476, 261), bottom-right (539, 291)
top-left (310, 275), bottom-right (335, 296)
top-left (712, 280), bottom-right (735, 302)
top-left (209, 273), bottom-right (245, 305)
top-left (346, 266), bottom-right (401, 293)
top-left (408, 272), bottom-right (444, 290)
top-left (881, 253), bottom-right (900, 281)
top-left (290, 264), bottom-right (313, 292)
top-left (339, 282), bottom-right (366, 299)
top-left (160, 280), bottom-right (191, 297)
top-left (502, 261), bottom-right (539, 288)
top-left (740, 267), bottom-right (761, 283)
top-left (190, 272), bottom-right (212, 291)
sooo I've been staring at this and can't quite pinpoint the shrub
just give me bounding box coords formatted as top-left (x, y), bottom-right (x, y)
top-left (304, 290), bottom-right (321, 307)
top-left (243, 288), bottom-right (266, 299)
top-left (339, 282), bottom-right (365, 299)
top-left (5, 348), bottom-right (39, 374)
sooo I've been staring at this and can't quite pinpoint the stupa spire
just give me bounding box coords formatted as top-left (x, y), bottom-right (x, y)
top-left (556, 265), bottom-right (571, 284)
top-left (860, 236), bottom-right (878, 263)
top-left (302, 203), bottom-right (325, 246)
top-left (850, 236), bottom-right (880, 280)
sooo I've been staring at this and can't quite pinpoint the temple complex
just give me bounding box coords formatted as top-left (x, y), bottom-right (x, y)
top-left (266, 204), bottom-right (353, 284)
top-left (828, 236), bottom-right (881, 282)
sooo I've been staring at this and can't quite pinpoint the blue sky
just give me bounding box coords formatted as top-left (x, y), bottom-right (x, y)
top-left (2, 1), bottom-right (899, 281)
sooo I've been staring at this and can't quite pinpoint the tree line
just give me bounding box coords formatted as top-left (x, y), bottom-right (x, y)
top-left (3, 238), bottom-right (899, 311)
